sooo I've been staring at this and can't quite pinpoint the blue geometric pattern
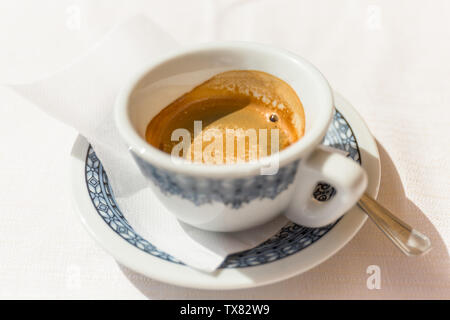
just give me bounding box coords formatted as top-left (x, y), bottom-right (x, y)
top-left (85, 109), bottom-right (361, 268)
top-left (86, 150), bottom-right (182, 265)
top-left (133, 153), bottom-right (299, 209)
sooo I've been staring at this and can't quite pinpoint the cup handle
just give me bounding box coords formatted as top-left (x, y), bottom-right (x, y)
top-left (284, 146), bottom-right (368, 227)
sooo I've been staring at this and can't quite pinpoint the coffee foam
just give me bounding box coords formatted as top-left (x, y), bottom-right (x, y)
top-left (145, 70), bottom-right (305, 164)
top-left (205, 71), bottom-right (293, 113)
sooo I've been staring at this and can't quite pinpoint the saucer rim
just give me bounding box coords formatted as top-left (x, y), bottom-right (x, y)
top-left (70, 91), bottom-right (380, 290)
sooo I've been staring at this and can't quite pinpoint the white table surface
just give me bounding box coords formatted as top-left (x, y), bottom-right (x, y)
top-left (0, 0), bottom-right (449, 299)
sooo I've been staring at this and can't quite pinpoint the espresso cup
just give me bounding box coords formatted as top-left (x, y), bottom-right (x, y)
top-left (115, 42), bottom-right (368, 232)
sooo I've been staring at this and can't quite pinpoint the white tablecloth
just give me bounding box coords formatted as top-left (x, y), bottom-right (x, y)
top-left (0, 0), bottom-right (448, 299)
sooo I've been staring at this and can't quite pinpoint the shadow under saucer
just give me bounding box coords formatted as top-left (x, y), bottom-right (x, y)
top-left (118, 141), bottom-right (449, 299)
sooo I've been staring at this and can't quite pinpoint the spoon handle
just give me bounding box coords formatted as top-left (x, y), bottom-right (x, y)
top-left (357, 193), bottom-right (431, 256)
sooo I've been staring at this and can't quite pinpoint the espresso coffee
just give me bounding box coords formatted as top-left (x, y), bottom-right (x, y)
top-left (145, 70), bottom-right (305, 164)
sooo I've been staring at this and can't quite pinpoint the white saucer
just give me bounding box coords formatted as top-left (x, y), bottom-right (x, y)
top-left (70, 92), bottom-right (380, 290)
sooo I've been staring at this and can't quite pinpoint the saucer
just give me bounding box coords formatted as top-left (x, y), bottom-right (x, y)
top-left (70, 92), bottom-right (380, 290)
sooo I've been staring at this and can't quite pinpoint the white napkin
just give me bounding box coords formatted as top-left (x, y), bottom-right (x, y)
top-left (9, 15), bottom-right (287, 272)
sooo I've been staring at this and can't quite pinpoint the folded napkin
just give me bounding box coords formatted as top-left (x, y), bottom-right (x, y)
top-left (10, 16), bottom-right (287, 272)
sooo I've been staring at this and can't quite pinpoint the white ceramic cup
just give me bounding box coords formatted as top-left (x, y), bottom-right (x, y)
top-left (115, 42), bottom-right (368, 232)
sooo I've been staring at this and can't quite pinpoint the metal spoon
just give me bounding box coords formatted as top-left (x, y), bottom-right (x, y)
top-left (357, 193), bottom-right (431, 256)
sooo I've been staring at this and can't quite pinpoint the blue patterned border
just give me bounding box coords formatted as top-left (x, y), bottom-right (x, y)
top-left (133, 154), bottom-right (299, 209)
top-left (84, 109), bottom-right (361, 268)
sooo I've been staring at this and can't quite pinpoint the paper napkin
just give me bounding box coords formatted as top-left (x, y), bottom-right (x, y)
top-left (9, 15), bottom-right (287, 272)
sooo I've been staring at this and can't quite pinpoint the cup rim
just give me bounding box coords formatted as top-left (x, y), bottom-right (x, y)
top-left (114, 41), bottom-right (334, 178)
